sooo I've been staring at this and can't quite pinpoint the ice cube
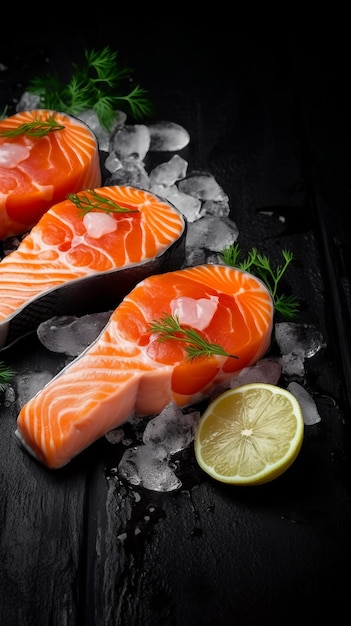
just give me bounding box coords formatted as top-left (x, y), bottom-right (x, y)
top-left (110, 124), bottom-right (150, 160)
top-left (37, 311), bottom-right (112, 356)
top-left (287, 381), bottom-right (322, 425)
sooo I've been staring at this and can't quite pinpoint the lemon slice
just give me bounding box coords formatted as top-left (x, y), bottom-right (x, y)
top-left (194, 383), bottom-right (304, 485)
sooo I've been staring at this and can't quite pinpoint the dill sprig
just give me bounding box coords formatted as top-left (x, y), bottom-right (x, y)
top-left (0, 361), bottom-right (15, 392)
top-left (149, 313), bottom-right (238, 361)
top-left (0, 115), bottom-right (65, 138)
top-left (220, 243), bottom-right (300, 320)
top-left (67, 189), bottom-right (139, 215)
top-left (0, 105), bottom-right (8, 120)
top-left (28, 46), bottom-right (153, 131)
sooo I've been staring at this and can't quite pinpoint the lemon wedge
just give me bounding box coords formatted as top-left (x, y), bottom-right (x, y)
top-left (194, 383), bottom-right (304, 485)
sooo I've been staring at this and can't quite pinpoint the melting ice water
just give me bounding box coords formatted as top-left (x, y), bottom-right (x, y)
top-left (2, 94), bottom-right (327, 491)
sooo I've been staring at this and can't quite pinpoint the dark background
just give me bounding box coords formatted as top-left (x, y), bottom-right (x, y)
top-left (1, 15), bottom-right (351, 626)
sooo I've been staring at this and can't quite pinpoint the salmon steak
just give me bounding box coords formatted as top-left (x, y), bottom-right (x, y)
top-left (0, 185), bottom-right (186, 350)
top-left (15, 264), bottom-right (274, 469)
top-left (0, 108), bottom-right (101, 240)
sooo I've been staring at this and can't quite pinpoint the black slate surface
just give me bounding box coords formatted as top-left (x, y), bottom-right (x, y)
top-left (1, 21), bottom-right (351, 626)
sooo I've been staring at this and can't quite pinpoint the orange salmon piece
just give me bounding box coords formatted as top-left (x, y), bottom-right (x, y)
top-left (16, 264), bottom-right (274, 469)
top-left (0, 185), bottom-right (186, 349)
top-left (0, 109), bottom-right (101, 239)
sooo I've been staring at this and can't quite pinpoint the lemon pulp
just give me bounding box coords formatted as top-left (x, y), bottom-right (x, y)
top-left (194, 383), bottom-right (304, 486)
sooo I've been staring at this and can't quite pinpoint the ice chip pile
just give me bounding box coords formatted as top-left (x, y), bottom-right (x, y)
top-left (275, 322), bottom-right (326, 378)
top-left (112, 405), bottom-right (200, 492)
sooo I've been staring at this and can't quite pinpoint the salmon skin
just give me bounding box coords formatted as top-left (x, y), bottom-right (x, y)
top-left (0, 109), bottom-right (101, 240)
top-left (0, 185), bottom-right (187, 351)
top-left (15, 264), bottom-right (274, 469)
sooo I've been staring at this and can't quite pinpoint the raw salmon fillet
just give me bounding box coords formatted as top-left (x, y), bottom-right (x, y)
top-left (16, 264), bottom-right (274, 469)
top-left (0, 108), bottom-right (101, 239)
top-left (0, 185), bottom-right (186, 349)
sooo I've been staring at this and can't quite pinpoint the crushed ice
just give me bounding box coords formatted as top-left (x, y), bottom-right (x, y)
top-left (15, 370), bottom-right (54, 410)
top-left (114, 404), bottom-right (200, 492)
top-left (147, 121), bottom-right (190, 151)
top-left (118, 444), bottom-right (183, 492)
top-left (287, 381), bottom-right (322, 425)
top-left (109, 124), bottom-right (151, 160)
top-left (37, 311), bottom-right (112, 357)
top-left (275, 322), bottom-right (326, 378)
top-left (275, 322), bottom-right (326, 358)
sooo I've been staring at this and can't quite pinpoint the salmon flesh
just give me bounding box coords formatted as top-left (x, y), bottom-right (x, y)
top-left (0, 185), bottom-right (187, 350)
top-left (0, 109), bottom-right (102, 239)
top-left (15, 264), bottom-right (274, 469)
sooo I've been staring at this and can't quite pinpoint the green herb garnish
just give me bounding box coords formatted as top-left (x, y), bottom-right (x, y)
top-left (221, 243), bottom-right (300, 320)
top-left (67, 189), bottom-right (139, 215)
top-left (149, 313), bottom-right (238, 361)
top-left (0, 105), bottom-right (8, 121)
top-left (0, 115), bottom-right (65, 138)
top-left (28, 46), bottom-right (153, 131)
top-left (0, 361), bottom-right (15, 392)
